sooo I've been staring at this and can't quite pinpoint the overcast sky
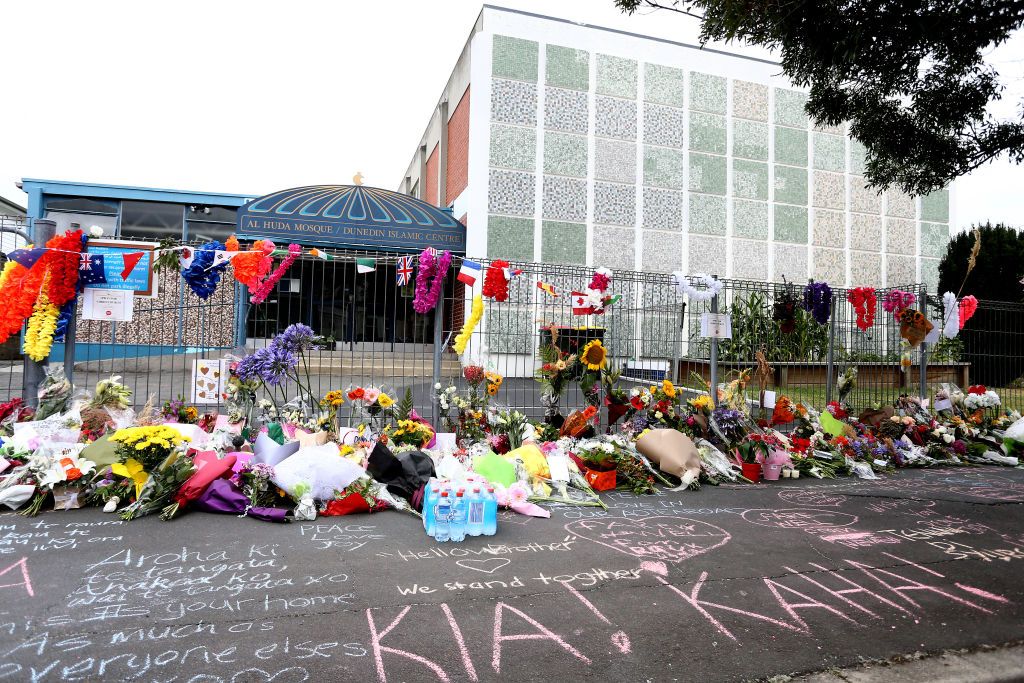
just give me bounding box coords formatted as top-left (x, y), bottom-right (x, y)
top-left (1, 0), bottom-right (1021, 232)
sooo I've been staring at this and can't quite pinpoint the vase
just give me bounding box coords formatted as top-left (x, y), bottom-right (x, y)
top-left (740, 462), bottom-right (762, 482)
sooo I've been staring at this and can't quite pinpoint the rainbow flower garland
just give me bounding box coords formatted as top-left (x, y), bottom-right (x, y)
top-left (453, 295), bottom-right (484, 355)
top-left (251, 244), bottom-right (302, 305)
top-left (412, 248), bottom-right (451, 314)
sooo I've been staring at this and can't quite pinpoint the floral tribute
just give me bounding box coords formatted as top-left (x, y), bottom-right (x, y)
top-left (959, 295), bottom-right (979, 329)
top-left (412, 248), bottom-right (452, 314)
top-left (883, 289), bottom-right (917, 319)
top-left (802, 281), bottom-right (832, 325)
top-left (847, 287), bottom-right (877, 332)
top-left (482, 260), bottom-right (510, 302)
top-left (180, 240), bottom-right (229, 300)
top-left (251, 243), bottom-right (302, 305)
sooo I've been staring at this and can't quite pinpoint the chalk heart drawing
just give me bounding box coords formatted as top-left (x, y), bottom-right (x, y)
top-left (741, 508), bottom-right (858, 530)
top-left (564, 516), bottom-right (730, 564)
top-left (777, 490), bottom-right (848, 508)
top-left (456, 558), bottom-right (511, 574)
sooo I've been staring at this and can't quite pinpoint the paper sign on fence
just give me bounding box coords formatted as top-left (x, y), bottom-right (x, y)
top-left (700, 312), bottom-right (732, 339)
top-left (82, 288), bottom-right (134, 322)
top-left (191, 360), bottom-right (224, 404)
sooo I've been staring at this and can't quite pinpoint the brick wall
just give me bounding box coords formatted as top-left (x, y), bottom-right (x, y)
top-left (446, 87), bottom-right (470, 206)
top-left (425, 144), bottom-right (439, 206)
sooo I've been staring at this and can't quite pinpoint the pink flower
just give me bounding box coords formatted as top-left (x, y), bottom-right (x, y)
top-left (507, 482), bottom-right (530, 505)
top-left (363, 387), bottom-right (381, 404)
top-left (493, 484), bottom-right (510, 507)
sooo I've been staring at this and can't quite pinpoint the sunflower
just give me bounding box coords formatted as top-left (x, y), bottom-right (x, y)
top-left (580, 340), bottom-right (607, 371)
top-left (321, 390), bottom-right (345, 408)
top-left (377, 393), bottom-right (395, 409)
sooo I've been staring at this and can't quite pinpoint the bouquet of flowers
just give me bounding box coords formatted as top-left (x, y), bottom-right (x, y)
top-left (710, 406), bottom-right (747, 447)
top-left (17, 445), bottom-right (96, 516)
top-left (836, 367), bottom-right (858, 407)
top-left (573, 435), bottom-right (672, 494)
top-left (80, 376), bottom-right (134, 442)
top-left (235, 324), bottom-right (327, 424)
top-left (162, 396), bottom-right (198, 424)
top-left (35, 366), bottom-right (72, 421)
top-left (434, 382), bottom-right (458, 432)
top-left (238, 461), bottom-right (275, 508)
top-left (347, 385), bottom-right (395, 430)
top-left (386, 419), bottom-right (435, 450)
top-left (963, 386), bottom-right (1000, 411)
top-left (536, 326), bottom-right (577, 424)
top-left (108, 426), bottom-right (193, 520)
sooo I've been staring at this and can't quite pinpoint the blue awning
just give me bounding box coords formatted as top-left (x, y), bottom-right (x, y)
top-left (236, 185), bottom-right (466, 253)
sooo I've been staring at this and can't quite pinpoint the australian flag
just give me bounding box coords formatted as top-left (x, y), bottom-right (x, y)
top-left (78, 253), bottom-right (107, 286)
top-left (7, 247), bottom-right (46, 269)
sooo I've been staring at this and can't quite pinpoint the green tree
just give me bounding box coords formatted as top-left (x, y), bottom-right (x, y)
top-left (615, 1), bottom-right (1024, 196)
top-left (937, 223), bottom-right (1024, 386)
top-left (938, 222), bottom-right (1024, 300)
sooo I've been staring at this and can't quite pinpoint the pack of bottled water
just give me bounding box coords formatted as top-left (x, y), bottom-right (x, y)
top-left (423, 476), bottom-right (498, 542)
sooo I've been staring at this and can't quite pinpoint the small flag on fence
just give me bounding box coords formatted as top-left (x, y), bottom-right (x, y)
top-left (395, 255), bottom-right (414, 286)
top-left (571, 291), bottom-right (595, 316)
top-left (78, 254), bottom-right (107, 286)
top-left (7, 247), bottom-right (45, 269)
top-left (537, 281), bottom-right (558, 297)
top-left (356, 258), bottom-right (376, 274)
top-left (212, 250), bottom-right (238, 267)
top-left (457, 259), bottom-right (481, 286)
top-left (121, 252), bottom-right (144, 280)
top-left (179, 246), bottom-right (195, 270)
top-left (310, 248), bottom-right (335, 261)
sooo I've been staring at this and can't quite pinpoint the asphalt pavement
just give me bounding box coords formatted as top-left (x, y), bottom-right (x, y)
top-left (0, 467), bottom-right (1022, 682)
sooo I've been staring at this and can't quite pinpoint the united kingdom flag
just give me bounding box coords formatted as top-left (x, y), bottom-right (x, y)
top-left (395, 255), bottom-right (414, 286)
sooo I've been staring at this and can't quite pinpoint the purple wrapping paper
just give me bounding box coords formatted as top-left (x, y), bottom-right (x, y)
top-left (193, 479), bottom-right (289, 523)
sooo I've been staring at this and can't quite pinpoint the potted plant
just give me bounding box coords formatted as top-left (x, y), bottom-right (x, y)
top-left (736, 434), bottom-right (770, 482)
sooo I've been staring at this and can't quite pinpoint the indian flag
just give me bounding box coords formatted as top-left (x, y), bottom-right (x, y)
top-left (309, 248), bottom-right (335, 261)
top-left (356, 257), bottom-right (376, 274)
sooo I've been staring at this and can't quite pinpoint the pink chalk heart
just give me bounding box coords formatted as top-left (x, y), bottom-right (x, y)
top-left (565, 516), bottom-right (730, 564)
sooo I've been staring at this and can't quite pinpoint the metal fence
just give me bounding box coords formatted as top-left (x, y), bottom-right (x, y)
top-left (2, 242), bottom-right (1023, 418)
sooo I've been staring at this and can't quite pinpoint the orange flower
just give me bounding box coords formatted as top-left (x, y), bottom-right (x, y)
top-left (582, 405), bottom-right (598, 420)
top-left (348, 387), bottom-right (365, 401)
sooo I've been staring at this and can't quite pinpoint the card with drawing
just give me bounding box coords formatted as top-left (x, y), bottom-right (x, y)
top-left (191, 359), bottom-right (224, 404)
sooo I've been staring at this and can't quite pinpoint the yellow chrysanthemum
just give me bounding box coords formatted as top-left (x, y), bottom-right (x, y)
top-left (662, 379), bottom-right (676, 399)
top-left (580, 340), bottom-right (607, 371)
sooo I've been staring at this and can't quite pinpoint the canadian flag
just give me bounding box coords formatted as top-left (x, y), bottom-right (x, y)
top-left (571, 291), bottom-right (594, 316)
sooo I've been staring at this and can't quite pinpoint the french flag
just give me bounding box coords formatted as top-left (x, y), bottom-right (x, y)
top-left (457, 259), bottom-right (482, 286)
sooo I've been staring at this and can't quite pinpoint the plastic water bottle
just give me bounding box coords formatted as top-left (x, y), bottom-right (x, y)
top-left (449, 491), bottom-right (467, 542)
top-left (434, 491), bottom-right (452, 542)
top-left (483, 487), bottom-right (498, 536)
top-left (466, 488), bottom-right (485, 537)
top-left (423, 485), bottom-right (440, 536)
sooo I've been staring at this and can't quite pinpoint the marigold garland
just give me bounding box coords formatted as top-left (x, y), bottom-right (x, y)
top-left (412, 248), bottom-right (451, 314)
top-left (0, 261), bottom-right (45, 344)
top-left (847, 287), bottom-right (877, 332)
top-left (251, 244), bottom-right (301, 305)
top-left (23, 290), bottom-right (60, 362)
top-left (453, 295), bottom-right (484, 355)
top-left (231, 240), bottom-right (274, 291)
top-left (482, 260), bottom-right (509, 302)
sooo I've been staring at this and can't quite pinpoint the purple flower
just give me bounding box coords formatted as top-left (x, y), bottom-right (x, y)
top-left (802, 281), bottom-right (833, 325)
top-left (274, 324), bottom-right (318, 354)
top-left (238, 345), bottom-right (298, 386)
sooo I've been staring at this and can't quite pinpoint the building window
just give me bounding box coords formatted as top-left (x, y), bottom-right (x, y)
top-left (120, 201), bottom-right (184, 240)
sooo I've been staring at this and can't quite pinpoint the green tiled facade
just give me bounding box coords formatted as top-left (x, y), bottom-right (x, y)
top-left (541, 221), bottom-right (587, 264)
top-left (596, 54), bottom-right (637, 98)
top-left (487, 215), bottom-right (535, 261)
top-left (543, 131), bottom-right (587, 177)
top-left (545, 44), bottom-right (588, 90)
top-left (774, 165), bottom-right (808, 206)
top-left (921, 189), bottom-right (950, 222)
top-left (774, 204), bottom-right (808, 244)
top-left (690, 72), bottom-right (727, 114)
top-left (774, 126), bottom-right (808, 167)
top-left (644, 146), bottom-right (685, 189)
top-left (492, 35), bottom-right (538, 82)
top-left (489, 124), bottom-right (536, 170)
top-left (478, 34), bottom-right (953, 288)
top-left (733, 159), bottom-right (768, 201)
top-left (644, 63), bottom-right (685, 106)
top-left (688, 152), bottom-right (727, 195)
top-left (732, 119), bottom-right (768, 161)
top-left (689, 112), bottom-right (727, 155)
top-left (774, 89), bottom-right (808, 128)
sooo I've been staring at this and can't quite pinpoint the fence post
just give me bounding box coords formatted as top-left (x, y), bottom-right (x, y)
top-left (825, 295), bottom-right (837, 404)
top-left (431, 291), bottom-right (445, 426)
top-left (919, 285), bottom-right (928, 401)
top-left (709, 275), bottom-right (719, 407)
top-left (23, 219), bottom-right (57, 407)
top-left (671, 301), bottom-right (685, 385)
top-left (62, 313), bottom-right (77, 385)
